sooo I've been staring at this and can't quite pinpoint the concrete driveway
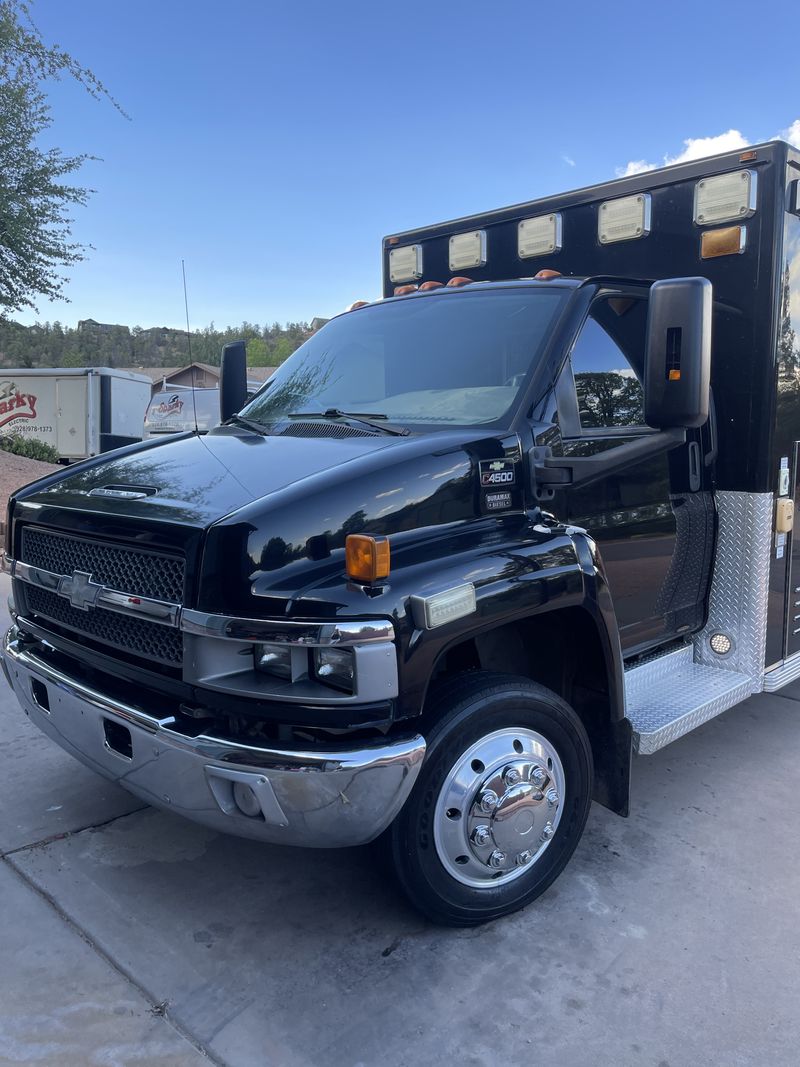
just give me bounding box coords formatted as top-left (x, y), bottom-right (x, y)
top-left (2, 569), bottom-right (799, 1067)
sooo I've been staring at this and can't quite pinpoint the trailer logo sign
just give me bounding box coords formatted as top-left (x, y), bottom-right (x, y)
top-left (151, 393), bottom-right (185, 420)
top-left (479, 459), bottom-right (516, 487)
top-left (0, 380), bottom-right (37, 430)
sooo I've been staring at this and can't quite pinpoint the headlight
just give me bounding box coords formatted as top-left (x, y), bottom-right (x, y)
top-left (313, 647), bottom-right (354, 693)
top-left (254, 642), bottom-right (292, 680)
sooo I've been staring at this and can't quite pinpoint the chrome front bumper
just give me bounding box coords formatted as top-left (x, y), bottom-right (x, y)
top-left (2, 627), bottom-right (425, 847)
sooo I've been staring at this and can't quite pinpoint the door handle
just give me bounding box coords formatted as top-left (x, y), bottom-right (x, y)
top-left (777, 498), bottom-right (794, 534)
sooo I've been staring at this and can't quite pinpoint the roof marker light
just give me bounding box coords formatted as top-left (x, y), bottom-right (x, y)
top-left (419, 280), bottom-right (444, 290)
top-left (389, 244), bottom-right (423, 283)
top-left (518, 214), bottom-right (562, 259)
top-left (449, 230), bottom-right (486, 271)
top-left (534, 269), bottom-right (562, 280)
top-left (598, 193), bottom-right (651, 244)
top-left (694, 170), bottom-right (757, 226)
top-left (447, 276), bottom-right (473, 287)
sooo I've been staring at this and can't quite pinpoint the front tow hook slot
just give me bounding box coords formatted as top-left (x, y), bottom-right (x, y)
top-left (30, 678), bottom-right (50, 714)
top-left (205, 766), bottom-right (289, 827)
top-left (103, 718), bottom-right (133, 761)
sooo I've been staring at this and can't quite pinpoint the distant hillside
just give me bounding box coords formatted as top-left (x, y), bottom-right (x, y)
top-left (0, 317), bottom-right (317, 370)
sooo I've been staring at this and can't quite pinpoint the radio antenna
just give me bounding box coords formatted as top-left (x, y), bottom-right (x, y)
top-left (181, 259), bottom-right (198, 434)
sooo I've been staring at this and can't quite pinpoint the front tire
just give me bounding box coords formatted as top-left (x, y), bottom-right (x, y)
top-left (385, 672), bottom-right (593, 926)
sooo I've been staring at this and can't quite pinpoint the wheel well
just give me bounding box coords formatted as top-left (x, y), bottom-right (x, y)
top-left (427, 609), bottom-right (629, 815)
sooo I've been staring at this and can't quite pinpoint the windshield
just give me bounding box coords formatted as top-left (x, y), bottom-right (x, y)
top-left (240, 287), bottom-right (567, 430)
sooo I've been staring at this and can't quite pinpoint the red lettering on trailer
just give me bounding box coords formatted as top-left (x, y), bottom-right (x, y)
top-left (0, 383), bottom-right (37, 429)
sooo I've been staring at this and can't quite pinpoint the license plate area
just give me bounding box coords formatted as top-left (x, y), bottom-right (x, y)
top-left (103, 717), bottom-right (133, 761)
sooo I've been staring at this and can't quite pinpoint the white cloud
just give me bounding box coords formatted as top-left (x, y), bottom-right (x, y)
top-left (619, 159), bottom-right (654, 177)
top-left (615, 119), bottom-right (800, 178)
top-left (562, 154), bottom-right (576, 167)
top-left (617, 129), bottom-right (749, 178)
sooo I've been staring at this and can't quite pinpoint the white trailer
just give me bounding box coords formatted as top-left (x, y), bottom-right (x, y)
top-left (0, 367), bottom-right (151, 461)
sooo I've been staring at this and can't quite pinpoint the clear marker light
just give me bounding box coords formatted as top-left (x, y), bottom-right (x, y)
top-left (412, 584), bottom-right (477, 630)
top-left (694, 170), bottom-right (757, 226)
top-left (518, 214), bottom-right (562, 259)
top-left (449, 230), bottom-right (487, 271)
top-left (389, 244), bottom-right (423, 283)
top-left (598, 193), bottom-right (651, 244)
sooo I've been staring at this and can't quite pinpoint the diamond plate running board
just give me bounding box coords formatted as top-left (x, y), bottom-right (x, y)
top-left (625, 646), bottom-right (755, 755)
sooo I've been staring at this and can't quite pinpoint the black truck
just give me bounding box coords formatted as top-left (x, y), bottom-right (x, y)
top-left (4, 140), bottom-right (800, 925)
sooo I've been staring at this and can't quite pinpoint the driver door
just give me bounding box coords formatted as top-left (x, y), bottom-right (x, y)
top-left (553, 293), bottom-right (712, 656)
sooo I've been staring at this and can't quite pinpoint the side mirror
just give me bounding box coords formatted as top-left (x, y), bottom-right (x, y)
top-left (220, 340), bottom-right (248, 422)
top-left (644, 277), bottom-right (711, 429)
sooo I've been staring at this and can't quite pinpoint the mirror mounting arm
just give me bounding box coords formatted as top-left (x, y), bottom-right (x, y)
top-left (531, 428), bottom-right (687, 498)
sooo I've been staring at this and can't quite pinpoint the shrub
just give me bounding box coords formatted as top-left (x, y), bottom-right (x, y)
top-left (0, 433), bottom-right (61, 464)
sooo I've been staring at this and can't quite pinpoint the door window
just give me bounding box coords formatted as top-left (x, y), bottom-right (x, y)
top-left (567, 297), bottom-right (647, 432)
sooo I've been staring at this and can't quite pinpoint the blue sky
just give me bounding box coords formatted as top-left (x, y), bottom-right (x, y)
top-left (17, 0), bottom-right (800, 330)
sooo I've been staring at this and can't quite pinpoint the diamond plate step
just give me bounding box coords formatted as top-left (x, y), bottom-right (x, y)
top-left (625, 646), bottom-right (755, 755)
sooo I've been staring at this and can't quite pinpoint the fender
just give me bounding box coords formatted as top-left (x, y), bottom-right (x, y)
top-left (392, 521), bottom-right (631, 814)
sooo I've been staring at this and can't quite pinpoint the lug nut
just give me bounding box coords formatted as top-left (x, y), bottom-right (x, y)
top-left (488, 849), bottom-right (506, 868)
top-left (546, 787), bottom-right (559, 806)
top-left (530, 766), bottom-right (546, 785)
top-left (479, 789), bottom-right (499, 813)
top-left (540, 821), bottom-right (554, 841)
top-left (516, 850), bottom-right (533, 866)
top-left (504, 766), bottom-right (521, 786)
top-left (471, 825), bottom-right (492, 847)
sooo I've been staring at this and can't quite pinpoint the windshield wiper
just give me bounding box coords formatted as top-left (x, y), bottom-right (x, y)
top-left (226, 413), bottom-right (269, 435)
top-left (287, 409), bottom-right (410, 436)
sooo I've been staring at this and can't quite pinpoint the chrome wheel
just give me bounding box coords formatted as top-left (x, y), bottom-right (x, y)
top-left (433, 727), bottom-right (565, 888)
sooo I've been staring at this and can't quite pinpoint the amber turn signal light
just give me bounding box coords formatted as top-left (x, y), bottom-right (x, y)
top-left (346, 535), bottom-right (390, 582)
top-left (701, 226), bottom-right (746, 259)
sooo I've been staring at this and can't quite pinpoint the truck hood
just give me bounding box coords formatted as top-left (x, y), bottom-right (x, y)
top-left (14, 429), bottom-right (397, 526)
top-left (14, 424), bottom-right (524, 615)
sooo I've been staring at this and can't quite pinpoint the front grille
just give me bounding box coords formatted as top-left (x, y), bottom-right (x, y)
top-left (18, 527), bottom-right (186, 668)
top-left (21, 527), bottom-right (185, 602)
top-left (25, 585), bottom-right (184, 666)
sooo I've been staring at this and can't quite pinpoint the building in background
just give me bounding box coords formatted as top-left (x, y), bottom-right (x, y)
top-left (124, 363), bottom-right (276, 396)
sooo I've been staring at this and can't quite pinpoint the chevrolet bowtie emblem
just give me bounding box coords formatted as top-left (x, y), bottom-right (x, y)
top-left (57, 570), bottom-right (104, 611)
top-left (489, 461), bottom-right (506, 471)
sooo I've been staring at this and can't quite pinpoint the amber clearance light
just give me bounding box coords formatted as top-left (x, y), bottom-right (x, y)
top-left (701, 225), bottom-right (746, 259)
top-left (346, 535), bottom-right (390, 582)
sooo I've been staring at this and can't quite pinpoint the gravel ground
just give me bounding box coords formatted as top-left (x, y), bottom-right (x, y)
top-left (0, 451), bottom-right (60, 518)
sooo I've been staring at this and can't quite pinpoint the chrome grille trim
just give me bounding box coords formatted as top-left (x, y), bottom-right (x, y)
top-left (180, 609), bottom-right (394, 645)
top-left (10, 560), bottom-right (180, 627)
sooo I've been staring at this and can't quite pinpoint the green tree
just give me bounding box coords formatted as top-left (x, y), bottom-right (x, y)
top-left (245, 336), bottom-right (270, 366)
top-left (271, 336), bottom-right (297, 365)
top-left (0, 0), bottom-right (123, 315)
top-left (574, 371), bottom-right (645, 428)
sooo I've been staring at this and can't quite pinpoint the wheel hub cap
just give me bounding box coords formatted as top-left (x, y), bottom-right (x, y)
top-left (434, 729), bottom-right (565, 888)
